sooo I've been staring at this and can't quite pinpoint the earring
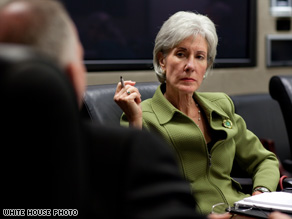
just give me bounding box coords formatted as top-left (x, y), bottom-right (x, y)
top-left (203, 75), bottom-right (206, 79)
top-left (161, 68), bottom-right (166, 74)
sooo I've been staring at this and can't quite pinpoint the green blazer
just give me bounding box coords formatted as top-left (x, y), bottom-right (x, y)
top-left (121, 84), bottom-right (280, 214)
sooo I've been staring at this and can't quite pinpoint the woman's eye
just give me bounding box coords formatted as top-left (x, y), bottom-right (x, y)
top-left (197, 55), bottom-right (206, 60)
top-left (176, 52), bottom-right (185, 57)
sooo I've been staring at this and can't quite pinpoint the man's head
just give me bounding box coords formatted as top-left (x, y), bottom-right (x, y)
top-left (0, 0), bottom-right (86, 107)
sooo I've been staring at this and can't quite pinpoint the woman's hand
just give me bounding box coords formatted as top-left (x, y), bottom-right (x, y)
top-left (268, 211), bottom-right (292, 219)
top-left (114, 80), bottom-right (143, 129)
top-left (252, 191), bottom-right (262, 196)
top-left (207, 212), bottom-right (233, 219)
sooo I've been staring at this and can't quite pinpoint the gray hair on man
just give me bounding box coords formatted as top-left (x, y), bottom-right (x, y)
top-left (0, 0), bottom-right (77, 68)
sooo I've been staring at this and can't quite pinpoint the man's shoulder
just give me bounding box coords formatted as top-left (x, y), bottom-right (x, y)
top-left (82, 120), bottom-right (168, 150)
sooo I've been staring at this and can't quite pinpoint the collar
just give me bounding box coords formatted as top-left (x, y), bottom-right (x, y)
top-left (151, 84), bottom-right (231, 125)
top-left (193, 92), bottom-right (231, 122)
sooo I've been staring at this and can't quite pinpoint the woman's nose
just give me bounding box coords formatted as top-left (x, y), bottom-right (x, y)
top-left (184, 58), bottom-right (195, 72)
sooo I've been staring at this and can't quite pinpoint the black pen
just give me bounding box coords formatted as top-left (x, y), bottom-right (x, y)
top-left (120, 76), bottom-right (125, 88)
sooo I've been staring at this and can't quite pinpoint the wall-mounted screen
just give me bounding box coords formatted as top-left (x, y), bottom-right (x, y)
top-left (266, 34), bottom-right (292, 67)
top-left (60, 0), bottom-right (257, 71)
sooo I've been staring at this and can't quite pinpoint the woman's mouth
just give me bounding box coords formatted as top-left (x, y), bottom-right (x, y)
top-left (181, 78), bottom-right (196, 82)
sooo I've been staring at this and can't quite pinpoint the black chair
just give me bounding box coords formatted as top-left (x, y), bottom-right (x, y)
top-left (230, 93), bottom-right (292, 192)
top-left (230, 94), bottom-right (290, 168)
top-left (81, 81), bottom-right (159, 126)
top-left (269, 75), bottom-right (292, 174)
top-left (1, 44), bottom-right (86, 209)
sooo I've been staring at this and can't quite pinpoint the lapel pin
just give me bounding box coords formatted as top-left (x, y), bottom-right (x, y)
top-left (223, 119), bottom-right (232, 129)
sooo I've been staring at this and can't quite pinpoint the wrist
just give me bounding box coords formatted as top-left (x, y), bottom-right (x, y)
top-left (129, 117), bottom-right (143, 129)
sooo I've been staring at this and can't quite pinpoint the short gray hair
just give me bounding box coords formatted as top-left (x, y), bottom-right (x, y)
top-left (0, 0), bottom-right (77, 68)
top-left (153, 11), bottom-right (218, 83)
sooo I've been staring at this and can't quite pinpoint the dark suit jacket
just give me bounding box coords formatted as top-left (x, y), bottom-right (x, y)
top-left (79, 122), bottom-right (202, 218)
top-left (1, 45), bottom-right (203, 218)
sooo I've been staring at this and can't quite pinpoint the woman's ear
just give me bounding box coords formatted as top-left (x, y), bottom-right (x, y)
top-left (157, 52), bottom-right (166, 70)
top-left (207, 57), bottom-right (213, 69)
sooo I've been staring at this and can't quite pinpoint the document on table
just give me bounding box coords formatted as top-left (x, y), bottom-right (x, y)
top-left (234, 192), bottom-right (292, 213)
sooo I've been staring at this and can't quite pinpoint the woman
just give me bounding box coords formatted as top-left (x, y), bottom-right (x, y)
top-left (114, 11), bottom-right (280, 215)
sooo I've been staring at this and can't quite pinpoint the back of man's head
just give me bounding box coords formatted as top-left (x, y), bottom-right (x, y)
top-left (0, 0), bottom-right (76, 68)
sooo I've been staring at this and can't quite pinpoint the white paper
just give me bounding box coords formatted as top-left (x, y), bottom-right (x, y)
top-left (234, 192), bottom-right (292, 213)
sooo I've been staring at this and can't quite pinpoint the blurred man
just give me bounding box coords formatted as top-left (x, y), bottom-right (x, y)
top-left (0, 0), bottom-right (203, 218)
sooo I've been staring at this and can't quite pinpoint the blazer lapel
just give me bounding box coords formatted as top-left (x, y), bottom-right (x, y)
top-left (194, 92), bottom-right (236, 137)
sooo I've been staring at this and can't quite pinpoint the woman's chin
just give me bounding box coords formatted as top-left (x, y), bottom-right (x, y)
top-left (177, 84), bottom-right (197, 94)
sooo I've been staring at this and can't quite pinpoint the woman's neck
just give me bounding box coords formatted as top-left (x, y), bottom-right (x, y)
top-left (164, 89), bottom-right (196, 116)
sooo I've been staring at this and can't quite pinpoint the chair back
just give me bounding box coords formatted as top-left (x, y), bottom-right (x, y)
top-left (82, 81), bottom-right (159, 126)
top-left (269, 75), bottom-right (292, 160)
top-left (230, 93), bottom-right (290, 162)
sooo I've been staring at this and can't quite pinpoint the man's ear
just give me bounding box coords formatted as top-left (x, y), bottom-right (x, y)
top-left (157, 52), bottom-right (166, 71)
top-left (64, 62), bottom-right (80, 105)
top-left (65, 62), bottom-right (75, 88)
top-left (64, 61), bottom-right (86, 108)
